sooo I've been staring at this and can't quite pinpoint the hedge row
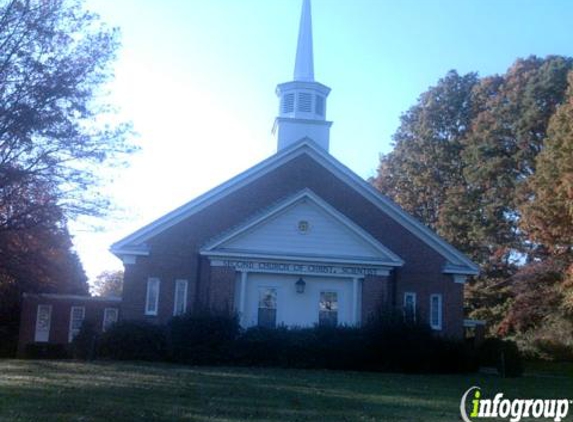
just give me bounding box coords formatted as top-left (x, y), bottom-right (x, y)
top-left (72, 311), bottom-right (523, 376)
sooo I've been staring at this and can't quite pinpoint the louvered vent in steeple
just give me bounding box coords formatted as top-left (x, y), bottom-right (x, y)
top-left (273, 0), bottom-right (332, 152)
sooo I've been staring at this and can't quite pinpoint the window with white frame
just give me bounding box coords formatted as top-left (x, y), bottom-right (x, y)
top-left (173, 279), bottom-right (188, 316)
top-left (258, 288), bottom-right (277, 328)
top-left (68, 306), bottom-right (85, 343)
top-left (403, 292), bottom-right (417, 323)
top-left (34, 304), bottom-right (52, 342)
top-left (430, 294), bottom-right (443, 330)
top-left (102, 308), bottom-right (119, 332)
top-left (319, 291), bottom-right (338, 327)
top-left (145, 278), bottom-right (160, 316)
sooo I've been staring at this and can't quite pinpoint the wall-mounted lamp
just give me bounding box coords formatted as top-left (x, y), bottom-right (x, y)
top-left (295, 277), bottom-right (306, 294)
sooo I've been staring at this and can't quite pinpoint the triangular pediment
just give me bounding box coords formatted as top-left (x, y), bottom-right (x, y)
top-left (112, 138), bottom-right (478, 275)
top-left (201, 189), bottom-right (403, 266)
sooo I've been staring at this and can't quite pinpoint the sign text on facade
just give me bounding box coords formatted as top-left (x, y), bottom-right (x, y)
top-left (210, 259), bottom-right (388, 277)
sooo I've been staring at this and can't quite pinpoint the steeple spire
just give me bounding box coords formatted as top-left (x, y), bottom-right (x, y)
top-left (273, 0), bottom-right (332, 153)
top-left (294, 0), bottom-right (314, 82)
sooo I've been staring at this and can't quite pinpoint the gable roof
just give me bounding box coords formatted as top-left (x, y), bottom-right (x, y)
top-left (201, 189), bottom-right (404, 267)
top-left (111, 138), bottom-right (479, 275)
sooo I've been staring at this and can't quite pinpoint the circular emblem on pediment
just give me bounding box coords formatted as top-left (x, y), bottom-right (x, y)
top-left (297, 220), bottom-right (310, 234)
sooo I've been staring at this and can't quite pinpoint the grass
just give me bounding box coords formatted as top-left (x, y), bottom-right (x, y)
top-left (0, 360), bottom-right (571, 422)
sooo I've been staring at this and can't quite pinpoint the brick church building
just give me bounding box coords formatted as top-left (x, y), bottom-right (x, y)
top-left (18, 0), bottom-right (478, 355)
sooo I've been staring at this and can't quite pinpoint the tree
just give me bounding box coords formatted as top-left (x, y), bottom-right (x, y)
top-left (498, 259), bottom-right (573, 359)
top-left (373, 56), bottom-right (573, 341)
top-left (373, 70), bottom-right (479, 233)
top-left (0, 215), bottom-right (88, 356)
top-left (460, 57), bottom-right (573, 333)
top-left (0, 0), bottom-right (134, 356)
top-left (461, 56), bottom-right (573, 264)
top-left (499, 259), bottom-right (565, 335)
top-left (437, 75), bottom-right (506, 262)
top-left (92, 269), bottom-right (123, 297)
top-left (519, 71), bottom-right (573, 255)
top-left (0, 0), bottom-right (134, 231)
top-left (511, 71), bottom-right (573, 356)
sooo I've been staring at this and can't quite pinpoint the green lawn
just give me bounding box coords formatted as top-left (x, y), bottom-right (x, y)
top-left (0, 360), bottom-right (571, 422)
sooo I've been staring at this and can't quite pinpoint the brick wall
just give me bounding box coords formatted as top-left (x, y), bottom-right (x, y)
top-left (208, 267), bottom-right (236, 314)
top-left (120, 153), bottom-right (465, 337)
top-left (17, 294), bottom-right (121, 357)
top-left (361, 275), bottom-right (392, 323)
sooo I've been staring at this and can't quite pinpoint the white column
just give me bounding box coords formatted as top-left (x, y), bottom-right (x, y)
top-left (239, 271), bottom-right (248, 326)
top-left (352, 277), bottom-right (360, 326)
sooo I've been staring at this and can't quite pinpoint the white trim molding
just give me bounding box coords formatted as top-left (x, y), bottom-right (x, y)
top-left (352, 278), bottom-right (361, 325)
top-left (463, 319), bottom-right (486, 328)
top-left (34, 304), bottom-right (52, 343)
top-left (443, 263), bottom-right (478, 276)
top-left (68, 306), bottom-right (85, 343)
top-left (209, 257), bottom-right (392, 278)
top-left (122, 255), bottom-right (138, 265)
top-left (173, 279), bottom-right (188, 316)
top-left (111, 139), bottom-right (478, 275)
top-left (239, 271), bottom-right (248, 326)
top-left (145, 278), bottom-right (160, 316)
top-left (403, 292), bottom-right (417, 322)
top-left (103, 308), bottom-right (119, 332)
top-left (23, 293), bottom-right (121, 302)
top-left (207, 252), bottom-right (397, 269)
top-left (430, 294), bottom-right (443, 331)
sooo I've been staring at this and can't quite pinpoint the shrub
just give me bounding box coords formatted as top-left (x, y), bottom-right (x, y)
top-left (426, 338), bottom-right (478, 373)
top-left (98, 321), bottom-right (166, 361)
top-left (306, 325), bottom-right (364, 370)
top-left (234, 326), bottom-right (291, 367)
top-left (168, 312), bottom-right (240, 365)
top-left (92, 310), bottom-right (477, 373)
top-left (234, 325), bottom-right (364, 369)
top-left (0, 326), bottom-right (17, 358)
top-left (363, 311), bottom-right (476, 373)
top-left (533, 338), bottom-right (573, 362)
top-left (233, 319), bottom-right (475, 373)
top-left (478, 338), bottom-right (524, 377)
top-left (365, 312), bottom-right (430, 372)
top-left (511, 315), bottom-right (573, 361)
top-left (24, 343), bottom-right (70, 359)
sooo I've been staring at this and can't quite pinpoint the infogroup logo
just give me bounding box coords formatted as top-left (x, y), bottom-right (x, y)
top-left (460, 386), bottom-right (572, 422)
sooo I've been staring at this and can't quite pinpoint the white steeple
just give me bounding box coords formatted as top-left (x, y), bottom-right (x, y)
top-left (273, 0), bottom-right (332, 152)
top-left (294, 0), bottom-right (314, 82)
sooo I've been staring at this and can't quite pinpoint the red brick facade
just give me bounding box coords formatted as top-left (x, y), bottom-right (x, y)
top-left (17, 148), bottom-right (472, 351)
top-left (361, 275), bottom-right (392, 323)
top-left (119, 151), bottom-right (470, 338)
top-left (208, 267), bottom-right (236, 314)
top-left (17, 294), bottom-right (121, 357)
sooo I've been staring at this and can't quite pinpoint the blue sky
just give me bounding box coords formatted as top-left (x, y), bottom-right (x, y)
top-left (78, 0), bottom-right (573, 284)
